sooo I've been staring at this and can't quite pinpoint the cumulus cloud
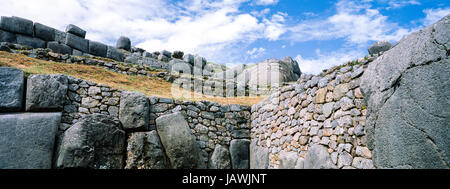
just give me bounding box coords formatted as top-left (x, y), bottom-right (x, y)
top-left (386, 0), bottom-right (421, 9)
top-left (288, 0), bottom-right (411, 44)
top-left (247, 47), bottom-right (266, 59)
top-left (254, 0), bottom-right (279, 6)
top-left (295, 49), bottom-right (365, 74)
top-left (422, 7), bottom-right (450, 25)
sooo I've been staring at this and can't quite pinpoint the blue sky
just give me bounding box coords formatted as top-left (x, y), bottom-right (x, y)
top-left (1, 0), bottom-right (449, 74)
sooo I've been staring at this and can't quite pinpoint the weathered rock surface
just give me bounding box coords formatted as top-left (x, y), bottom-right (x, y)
top-left (156, 112), bottom-right (205, 169)
top-left (116, 36), bottom-right (131, 51)
top-left (303, 144), bottom-right (336, 169)
top-left (250, 140), bottom-right (269, 169)
top-left (361, 15), bottom-right (450, 169)
top-left (230, 139), bottom-right (250, 169)
top-left (119, 91), bottom-right (149, 130)
top-left (0, 67), bottom-right (24, 111)
top-left (26, 74), bottom-right (68, 111)
top-left (238, 57), bottom-right (300, 87)
top-left (65, 33), bottom-right (88, 52)
top-left (34, 22), bottom-right (55, 41)
top-left (208, 144), bottom-right (231, 169)
top-left (279, 151), bottom-right (302, 169)
top-left (89, 41), bottom-right (107, 57)
top-left (0, 29), bottom-right (16, 43)
top-left (107, 46), bottom-right (124, 62)
top-left (47, 41), bottom-right (72, 55)
top-left (65, 24), bottom-right (86, 38)
top-left (16, 34), bottom-right (45, 48)
top-left (56, 114), bottom-right (126, 169)
top-left (0, 113), bottom-right (60, 169)
top-left (125, 131), bottom-right (170, 169)
top-left (0, 16), bottom-right (34, 36)
top-left (368, 41), bottom-right (393, 55)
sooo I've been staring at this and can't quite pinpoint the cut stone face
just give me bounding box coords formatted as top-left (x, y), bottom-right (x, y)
top-left (0, 67), bottom-right (24, 112)
top-left (0, 112), bottom-right (61, 169)
top-left (25, 74), bottom-right (68, 111)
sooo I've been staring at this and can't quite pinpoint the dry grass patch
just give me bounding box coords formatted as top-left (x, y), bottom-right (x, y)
top-left (0, 52), bottom-right (265, 106)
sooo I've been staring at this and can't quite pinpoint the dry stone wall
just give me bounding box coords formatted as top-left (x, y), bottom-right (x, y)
top-left (250, 55), bottom-right (379, 169)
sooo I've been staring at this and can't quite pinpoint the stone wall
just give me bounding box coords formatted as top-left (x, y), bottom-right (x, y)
top-left (250, 54), bottom-right (379, 169)
top-left (0, 66), bottom-right (251, 169)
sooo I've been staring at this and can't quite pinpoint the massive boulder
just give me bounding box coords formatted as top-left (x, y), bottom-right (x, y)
top-left (65, 33), bottom-right (89, 52)
top-left (368, 41), bottom-right (393, 55)
top-left (303, 144), bottom-right (336, 169)
top-left (0, 29), bottom-right (16, 43)
top-left (47, 41), bottom-right (72, 55)
top-left (278, 151), bottom-right (303, 169)
top-left (107, 46), bottom-right (124, 62)
top-left (237, 58), bottom-right (301, 87)
top-left (116, 36), bottom-right (131, 51)
top-left (119, 91), bottom-right (149, 131)
top-left (0, 16), bottom-right (34, 36)
top-left (34, 22), bottom-right (55, 41)
top-left (89, 41), bottom-right (107, 57)
top-left (208, 144), bottom-right (231, 169)
top-left (250, 140), bottom-right (269, 169)
top-left (55, 114), bottom-right (126, 169)
top-left (125, 131), bottom-right (170, 169)
top-left (26, 74), bottom-right (68, 111)
top-left (0, 113), bottom-right (60, 169)
top-left (230, 139), bottom-right (250, 169)
top-left (65, 24), bottom-right (86, 38)
top-left (360, 15), bottom-right (450, 169)
top-left (0, 67), bottom-right (24, 112)
top-left (16, 34), bottom-right (46, 48)
top-left (155, 112), bottom-right (205, 169)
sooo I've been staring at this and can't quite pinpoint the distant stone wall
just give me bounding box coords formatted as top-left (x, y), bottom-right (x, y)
top-left (250, 54), bottom-right (379, 169)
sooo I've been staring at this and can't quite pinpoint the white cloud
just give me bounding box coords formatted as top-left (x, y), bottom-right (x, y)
top-left (386, 0), bottom-right (421, 10)
top-left (254, 0), bottom-right (279, 6)
top-left (247, 47), bottom-right (266, 59)
top-left (422, 7), bottom-right (450, 26)
top-left (263, 12), bottom-right (287, 41)
top-left (295, 49), bottom-right (364, 74)
top-left (288, 0), bottom-right (411, 44)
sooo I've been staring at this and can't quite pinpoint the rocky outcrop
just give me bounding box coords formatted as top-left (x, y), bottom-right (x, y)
top-left (0, 112), bottom-right (60, 169)
top-left (125, 131), bottom-right (170, 169)
top-left (0, 67), bottom-right (24, 111)
top-left (26, 74), bottom-right (68, 111)
top-left (367, 41), bottom-right (393, 55)
top-left (55, 114), bottom-right (126, 169)
top-left (361, 15), bottom-right (450, 169)
top-left (155, 112), bottom-right (206, 169)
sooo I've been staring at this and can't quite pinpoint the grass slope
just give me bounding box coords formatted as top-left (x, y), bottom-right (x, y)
top-left (0, 51), bottom-right (264, 106)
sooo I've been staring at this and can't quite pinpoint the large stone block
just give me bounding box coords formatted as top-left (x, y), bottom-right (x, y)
top-left (209, 144), bottom-right (231, 169)
top-left (34, 22), bottom-right (55, 41)
top-left (89, 41), bottom-right (107, 57)
top-left (250, 140), bottom-right (269, 169)
top-left (26, 74), bottom-right (68, 111)
top-left (0, 16), bottom-right (33, 36)
top-left (107, 46), bottom-right (124, 62)
top-left (0, 112), bottom-right (60, 169)
top-left (116, 36), bottom-right (131, 51)
top-left (230, 139), bottom-right (250, 169)
top-left (361, 15), bottom-right (450, 169)
top-left (156, 112), bottom-right (205, 169)
top-left (0, 29), bottom-right (16, 43)
top-left (65, 33), bottom-right (89, 52)
top-left (0, 67), bottom-right (24, 112)
top-left (119, 91), bottom-right (149, 131)
top-left (47, 41), bottom-right (72, 55)
top-left (65, 24), bottom-right (86, 38)
top-left (303, 144), bottom-right (336, 169)
top-left (54, 30), bottom-right (66, 44)
top-left (125, 131), bottom-right (170, 169)
top-left (55, 114), bottom-right (126, 169)
top-left (16, 34), bottom-right (46, 48)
